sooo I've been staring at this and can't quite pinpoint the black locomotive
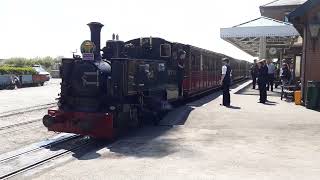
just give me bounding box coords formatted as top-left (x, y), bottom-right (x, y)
top-left (43, 22), bottom-right (250, 138)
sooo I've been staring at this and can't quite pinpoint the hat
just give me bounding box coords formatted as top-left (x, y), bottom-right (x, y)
top-left (178, 49), bottom-right (186, 56)
top-left (257, 59), bottom-right (266, 63)
top-left (222, 58), bottom-right (230, 63)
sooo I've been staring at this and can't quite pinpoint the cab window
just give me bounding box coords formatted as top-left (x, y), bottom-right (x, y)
top-left (160, 44), bottom-right (171, 57)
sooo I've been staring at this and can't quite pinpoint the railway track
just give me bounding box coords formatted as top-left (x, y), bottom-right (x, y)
top-left (0, 118), bottom-right (45, 136)
top-left (0, 134), bottom-right (89, 179)
top-left (0, 102), bottom-right (57, 118)
top-left (0, 118), bottom-right (41, 131)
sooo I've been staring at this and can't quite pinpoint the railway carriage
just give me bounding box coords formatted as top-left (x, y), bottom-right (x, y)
top-left (43, 22), bottom-right (250, 139)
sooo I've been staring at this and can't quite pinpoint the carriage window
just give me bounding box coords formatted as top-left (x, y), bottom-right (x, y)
top-left (212, 58), bottom-right (216, 71)
top-left (191, 55), bottom-right (196, 66)
top-left (195, 55), bottom-right (200, 71)
top-left (203, 56), bottom-right (208, 71)
top-left (158, 63), bottom-right (166, 72)
top-left (191, 55), bottom-right (196, 71)
top-left (209, 58), bottom-right (213, 71)
top-left (160, 44), bottom-right (171, 57)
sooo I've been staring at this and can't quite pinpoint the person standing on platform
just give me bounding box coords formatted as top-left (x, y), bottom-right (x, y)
top-left (177, 50), bottom-right (186, 97)
top-left (280, 63), bottom-right (291, 85)
top-left (257, 59), bottom-right (268, 103)
top-left (250, 59), bottom-right (258, 89)
top-left (220, 58), bottom-right (232, 107)
top-left (266, 59), bottom-right (276, 91)
top-left (289, 63), bottom-right (295, 84)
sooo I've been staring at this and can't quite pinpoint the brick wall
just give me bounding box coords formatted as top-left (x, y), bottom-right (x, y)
top-left (301, 5), bottom-right (320, 99)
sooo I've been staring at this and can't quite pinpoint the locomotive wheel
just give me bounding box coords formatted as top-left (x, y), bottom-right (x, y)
top-left (129, 107), bottom-right (142, 128)
top-left (42, 115), bottom-right (54, 128)
top-left (152, 115), bottom-right (160, 126)
top-left (8, 85), bottom-right (15, 90)
top-left (78, 120), bottom-right (93, 132)
top-left (152, 112), bottom-right (163, 126)
top-left (136, 108), bottom-right (143, 128)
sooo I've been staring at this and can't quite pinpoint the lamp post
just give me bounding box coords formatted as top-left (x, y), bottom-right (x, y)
top-left (308, 20), bottom-right (320, 50)
top-left (309, 23), bottom-right (320, 38)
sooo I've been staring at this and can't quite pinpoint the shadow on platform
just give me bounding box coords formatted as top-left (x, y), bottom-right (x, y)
top-left (226, 105), bottom-right (241, 109)
top-left (45, 83), bottom-right (249, 160)
top-left (187, 91), bottom-right (222, 107)
top-left (104, 89), bottom-right (225, 158)
top-left (236, 86), bottom-right (282, 98)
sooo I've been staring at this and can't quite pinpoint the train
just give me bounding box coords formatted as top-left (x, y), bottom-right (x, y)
top-left (42, 22), bottom-right (251, 139)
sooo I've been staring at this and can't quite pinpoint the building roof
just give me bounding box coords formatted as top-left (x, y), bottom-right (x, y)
top-left (289, 0), bottom-right (320, 21)
top-left (234, 16), bottom-right (293, 28)
top-left (221, 16), bottom-right (299, 38)
top-left (220, 17), bottom-right (300, 57)
top-left (261, 0), bottom-right (307, 7)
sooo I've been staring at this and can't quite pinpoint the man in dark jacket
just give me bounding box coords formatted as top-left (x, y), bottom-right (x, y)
top-left (220, 58), bottom-right (232, 106)
top-left (257, 59), bottom-right (268, 103)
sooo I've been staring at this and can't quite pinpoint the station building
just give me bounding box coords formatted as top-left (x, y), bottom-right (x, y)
top-left (260, 0), bottom-right (307, 21)
top-left (289, 0), bottom-right (320, 103)
top-left (221, 0), bottom-right (320, 106)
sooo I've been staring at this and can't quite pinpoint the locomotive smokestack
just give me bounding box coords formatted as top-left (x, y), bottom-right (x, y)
top-left (87, 22), bottom-right (104, 60)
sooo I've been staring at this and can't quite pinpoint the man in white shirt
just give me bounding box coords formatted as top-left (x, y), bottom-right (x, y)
top-left (266, 59), bottom-right (276, 91)
top-left (177, 50), bottom-right (186, 97)
top-left (220, 58), bottom-right (231, 107)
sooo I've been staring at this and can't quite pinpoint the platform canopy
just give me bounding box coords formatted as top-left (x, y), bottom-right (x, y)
top-left (261, 0), bottom-right (307, 7)
top-left (220, 17), bottom-right (300, 58)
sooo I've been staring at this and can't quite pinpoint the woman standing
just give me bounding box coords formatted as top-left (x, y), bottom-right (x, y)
top-left (281, 63), bottom-right (291, 85)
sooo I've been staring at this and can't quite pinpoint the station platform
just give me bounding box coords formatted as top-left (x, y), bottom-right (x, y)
top-left (31, 81), bottom-right (320, 180)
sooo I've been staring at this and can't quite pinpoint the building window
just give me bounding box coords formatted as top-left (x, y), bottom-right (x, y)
top-left (295, 56), bottom-right (301, 78)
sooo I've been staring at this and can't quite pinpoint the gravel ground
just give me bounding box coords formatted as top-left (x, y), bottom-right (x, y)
top-left (17, 82), bottom-right (320, 180)
top-left (0, 79), bottom-right (60, 114)
top-left (0, 79), bottom-right (60, 154)
top-left (0, 108), bottom-right (53, 128)
top-left (0, 108), bottom-right (58, 154)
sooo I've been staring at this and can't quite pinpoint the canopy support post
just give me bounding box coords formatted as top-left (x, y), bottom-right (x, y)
top-left (259, 37), bottom-right (267, 59)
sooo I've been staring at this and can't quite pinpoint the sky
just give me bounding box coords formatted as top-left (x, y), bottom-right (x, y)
top-left (0, 0), bottom-right (272, 61)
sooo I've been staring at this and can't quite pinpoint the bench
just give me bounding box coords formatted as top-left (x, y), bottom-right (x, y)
top-left (281, 85), bottom-right (299, 102)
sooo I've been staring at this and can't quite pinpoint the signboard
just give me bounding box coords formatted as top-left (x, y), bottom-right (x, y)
top-left (80, 40), bottom-right (95, 61)
top-left (82, 53), bottom-right (94, 61)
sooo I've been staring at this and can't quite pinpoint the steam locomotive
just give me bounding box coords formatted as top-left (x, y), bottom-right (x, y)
top-left (43, 22), bottom-right (250, 138)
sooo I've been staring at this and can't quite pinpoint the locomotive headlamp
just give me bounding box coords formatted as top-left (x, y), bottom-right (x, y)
top-left (80, 40), bottom-right (96, 53)
top-left (109, 106), bottom-right (116, 111)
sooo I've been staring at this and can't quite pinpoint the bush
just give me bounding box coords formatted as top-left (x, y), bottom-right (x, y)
top-left (0, 66), bottom-right (37, 75)
top-left (3, 56), bottom-right (61, 71)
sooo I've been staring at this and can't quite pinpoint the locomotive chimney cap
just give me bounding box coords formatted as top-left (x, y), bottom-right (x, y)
top-left (87, 22), bottom-right (104, 27)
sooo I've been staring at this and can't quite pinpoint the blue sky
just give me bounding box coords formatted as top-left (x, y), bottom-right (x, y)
top-left (0, 0), bottom-right (271, 61)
